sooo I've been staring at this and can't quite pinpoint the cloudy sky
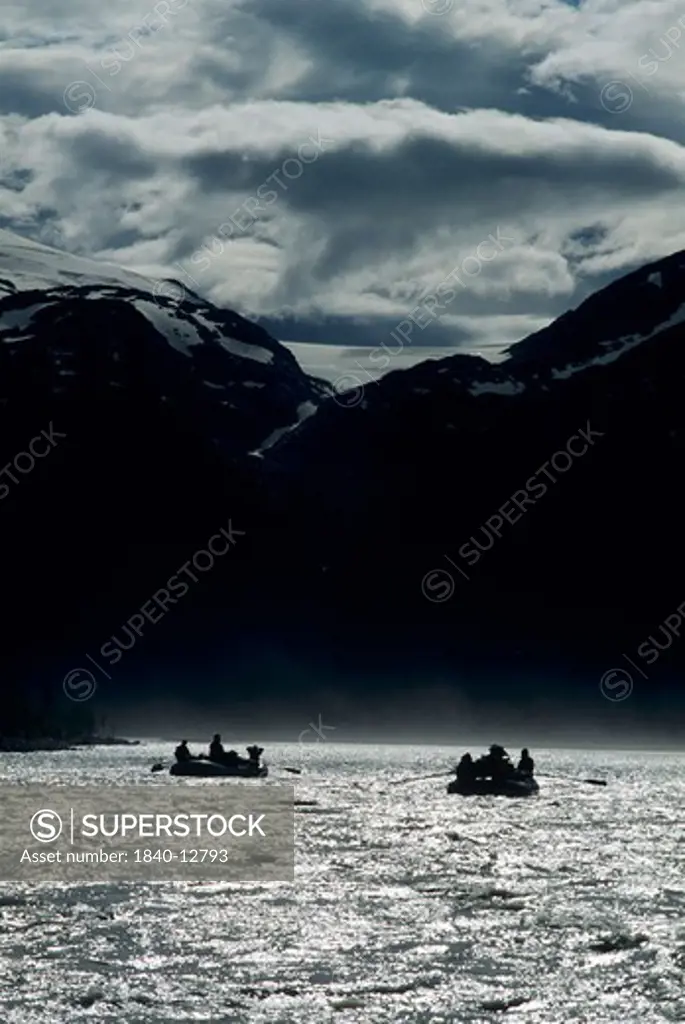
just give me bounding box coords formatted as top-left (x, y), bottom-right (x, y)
top-left (2, 0), bottom-right (685, 384)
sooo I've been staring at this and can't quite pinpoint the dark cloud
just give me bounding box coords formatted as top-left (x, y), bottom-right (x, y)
top-left (244, 0), bottom-right (532, 112)
top-left (67, 127), bottom-right (158, 178)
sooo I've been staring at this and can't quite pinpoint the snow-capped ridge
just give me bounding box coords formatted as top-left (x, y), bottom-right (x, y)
top-left (0, 228), bottom-right (327, 455)
top-left (505, 247), bottom-right (685, 379)
top-left (0, 228), bottom-right (156, 296)
top-left (552, 300), bottom-right (685, 381)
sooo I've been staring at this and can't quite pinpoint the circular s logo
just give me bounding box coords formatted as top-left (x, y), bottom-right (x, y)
top-left (421, 569), bottom-right (455, 603)
top-left (331, 374), bottom-right (365, 408)
top-left (599, 82), bottom-right (633, 115)
top-left (63, 668), bottom-right (97, 702)
top-left (30, 809), bottom-right (63, 843)
top-left (152, 278), bottom-right (186, 309)
top-left (63, 81), bottom-right (97, 115)
top-left (599, 668), bottom-right (633, 702)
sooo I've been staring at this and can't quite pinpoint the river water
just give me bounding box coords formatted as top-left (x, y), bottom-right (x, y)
top-left (0, 743), bottom-right (683, 1023)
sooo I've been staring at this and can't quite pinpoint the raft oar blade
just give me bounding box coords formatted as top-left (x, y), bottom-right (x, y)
top-left (151, 762), bottom-right (165, 773)
top-left (282, 767), bottom-right (302, 774)
top-left (390, 770), bottom-right (453, 786)
top-left (538, 773), bottom-right (607, 787)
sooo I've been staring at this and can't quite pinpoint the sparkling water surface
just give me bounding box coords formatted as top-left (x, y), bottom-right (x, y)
top-left (0, 743), bottom-right (683, 1023)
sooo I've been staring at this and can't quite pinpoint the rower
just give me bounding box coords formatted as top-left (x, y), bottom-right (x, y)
top-left (209, 733), bottom-right (225, 763)
top-left (517, 748), bottom-right (535, 774)
top-left (477, 745), bottom-right (514, 779)
top-left (455, 752), bottom-right (474, 782)
top-left (174, 740), bottom-right (192, 762)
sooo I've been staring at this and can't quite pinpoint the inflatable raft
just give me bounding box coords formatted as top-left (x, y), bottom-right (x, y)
top-left (447, 773), bottom-right (539, 797)
top-left (170, 759), bottom-right (268, 778)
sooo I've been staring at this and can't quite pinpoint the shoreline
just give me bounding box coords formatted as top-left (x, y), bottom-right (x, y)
top-left (0, 736), bottom-right (141, 753)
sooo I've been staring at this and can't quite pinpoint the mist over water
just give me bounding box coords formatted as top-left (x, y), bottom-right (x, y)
top-left (107, 677), bottom-right (685, 749)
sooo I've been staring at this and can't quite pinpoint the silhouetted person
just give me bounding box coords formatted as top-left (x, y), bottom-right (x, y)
top-left (517, 748), bottom-right (534, 774)
top-left (493, 745), bottom-right (515, 778)
top-left (456, 753), bottom-right (474, 783)
top-left (247, 745), bottom-right (264, 763)
top-left (476, 745), bottom-right (513, 779)
top-left (209, 733), bottom-right (225, 763)
top-left (174, 740), bottom-right (192, 762)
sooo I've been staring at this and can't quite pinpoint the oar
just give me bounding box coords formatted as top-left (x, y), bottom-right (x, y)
top-left (151, 756), bottom-right (207, 772)
top-left (389, 771), bottom-right (453, 787)
top-left (152, 759), bottom-right (290, 773)
top-left (538, 773), bottom-right (607, 787)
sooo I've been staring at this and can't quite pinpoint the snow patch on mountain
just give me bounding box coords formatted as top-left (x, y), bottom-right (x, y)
top-left (552, 301), bottom-right (685, 380)
top-left (251, 401), bottom-right (318, 457)
top-left (469, 380), bottom-right (526, 396)
top-left (218, 336), bottom-right (274, 365)
top-left (171, 309), bottom-right (274, 364)
top-left (190, 310), bottom-right (221, 337)
top-left (132, 299), bottom-right (204, 358)
top-left (0, 302), bottom-right (51, 334)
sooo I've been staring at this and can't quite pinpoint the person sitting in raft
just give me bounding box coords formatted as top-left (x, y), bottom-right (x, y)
top-left (209, 735), bottom-right (242, 764)
top-left (174, 740), bottom-right (192, 762)
top-left (209, 733), bottom-right (225, 763)
top-left (247, 744), bottom-right (264, 764)
top-left (475, 745), bottom-right (514, 779)
top-left (455, 753), bottom-right (474, 783)
top-left (517, 748), bottom-right (535, 774)
top-left (174, 740), bottom-right (193, 762)
top-left (491, 745), bottom-right (515, 778)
